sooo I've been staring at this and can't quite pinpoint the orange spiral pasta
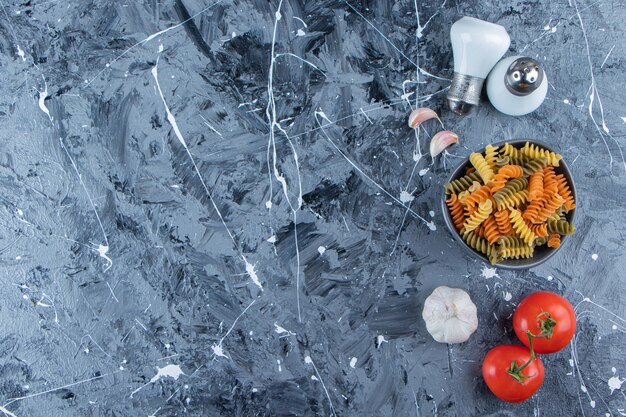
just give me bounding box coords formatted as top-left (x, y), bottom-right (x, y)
top-left (530, 223), bottom-right (548, 238)
top-left (555, 173), bottom-right (575, 211)
top-left (475, 222), bottom-right (486, 238)
top-left (465, 185), bottom-right (492, 207)
top-left (489, 173), bottom-right (508, 192)
top-left (528, 170), bottom-right (544, 201)
top-left (547, 233), bottom-right (561, 248)
top-left (533, 193), bottom-right (564, 224)
top-left (498, 164), bottom-right (524, 178)
top-left (494, 209), bottom-right (513, 236)
top-left (542, 166), bottom-right (558, 197)
top-left (523, 198), bottom-right (543, 223)
top-left (483, 215), bottom-right (501, 244)
top-left (446, 194), bottom-right (465, 231)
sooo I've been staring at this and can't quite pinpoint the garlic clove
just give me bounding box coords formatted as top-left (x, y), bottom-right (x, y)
top-left (422, 286), bottom-right (478, 344)
top-left (430, 130), bottom-right (460, 158)
top-left (408, 107), bottom-right (441, 128)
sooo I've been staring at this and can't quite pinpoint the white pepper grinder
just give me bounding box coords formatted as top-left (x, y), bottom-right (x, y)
top-left (486, 56), bottom-right (548, 116)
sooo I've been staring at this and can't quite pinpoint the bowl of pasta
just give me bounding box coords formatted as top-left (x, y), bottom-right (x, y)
top-left (441, 139), bottom-right (576, 269)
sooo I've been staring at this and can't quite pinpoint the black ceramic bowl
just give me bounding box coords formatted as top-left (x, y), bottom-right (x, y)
top-left (441, 139), bottom-right (576, 269)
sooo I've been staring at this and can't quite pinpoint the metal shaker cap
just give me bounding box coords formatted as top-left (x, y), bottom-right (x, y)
top-left (505, 57), bottom-right (544, 96)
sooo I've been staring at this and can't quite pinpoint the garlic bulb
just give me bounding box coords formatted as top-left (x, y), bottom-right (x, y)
top-left (422, 286), bottom-right (478, 344)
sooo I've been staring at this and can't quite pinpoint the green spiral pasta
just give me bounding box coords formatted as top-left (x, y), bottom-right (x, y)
top-left (522, 157), bottom-right (549, 176)
top-left (495, 155), bottom-right (510, 168)
top-left (493, 177), bottom-right (528, 204)
top-left (495, 189), bottom-right (529, 211)
top-left (533, 236), bottom-right (548, 246)
top-left (509, 208), bottom-right (536, 246)
top-left (497, 236), bottom-right (526, 249)
top-left (445, 171), bottom-right (483, 195)
top-left (462, 230), bottom-right (493, 258)
top-left (547, 219), bottom-right (576, 235)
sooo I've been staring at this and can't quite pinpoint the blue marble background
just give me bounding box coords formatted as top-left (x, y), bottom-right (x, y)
top-left (0, 0), bottom-right (624, 416)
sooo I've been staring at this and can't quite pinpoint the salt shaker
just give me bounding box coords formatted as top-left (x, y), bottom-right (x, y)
top-left (486, 56), bottom-right (548, 116)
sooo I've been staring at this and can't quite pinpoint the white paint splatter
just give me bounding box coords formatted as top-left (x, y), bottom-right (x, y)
top-left (426, 221), bottom-right (436, 231)
top-left (620, 116), bottom-right (626, 123)
top-left (608, 376), bottom-right (624, 394)
top-left (296, 29), bottom-right (305, 36)
top-left (231, 31), bottom-right (236, 38)
top-left (16, 45), bottom-right (26, 61)
top-left (38, 79), bottom-right (52, 122)
top-left (17, 209), bottom-right (23, 216)
top-left (277, 359), bottom-right (282, 372)
top-left (429, 210), bottom-right (435, 217)
top-left (590, 400), bottom-right (596, 408)
top-left (97, 244), bottom-right (113, 272)
top-left (418, 168), bottom-right (430, 176)
top-left (581, 385), bottom-right (588, 393)
top-left (569, 359), bottom-right (575, 367)
top-left (399, 190), bottom-right (414, 203)
top-left (252, 388), bottom-right (258, 393)
top-left (376, 335), bottom-right (388, 348)
top-left (503, 292), bottom-right (512, 301)
top-left (304, 356), bottom-right (312, 364)
top-left (547, 275), bottom-right (554, 281)
top-left (564, 99), bottom-right (570, 104)
top-left (592, 253), bottom-right (598, 261)
top-left (0, 406), bottom-right (18, 417)
top-left (130, 364), bottom-right (184, 398)
top-left (481, 266), bottom-right (499, 279)
top-left (318, 246), bottom-right (326, 255)
top-left (267, 235), bottom-right (277, 243)
top-left (274, 323), bottom-right (295, 336)
top-left (349, 357), bottom-right (357, 368)
top-left (157, 42), bottom-right (163, 53)
top-left (211, 344), bottom-right (228, 358)
top-left (265, 200), bottom-right (272, 209)
top-left (311, 375), bottom-right (319, 381)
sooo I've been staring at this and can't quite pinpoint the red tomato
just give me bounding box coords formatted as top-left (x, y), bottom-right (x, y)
top-left (513, 291), bottom-right (576, 354)
top-left (482, 345), bottom-right (545, 403)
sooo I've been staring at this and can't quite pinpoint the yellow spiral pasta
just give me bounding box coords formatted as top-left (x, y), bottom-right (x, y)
top-left (469, 152), bottom-right (494, 183)
top-left (463, 199), bottom-right (493, 232)
top-left (521, 142), bottom-right (562, 167)
top-left (485, 144), bottom-right (499, 171)
top-left (499, 246), bottom-right (534, 259)
top-left (509, 209), bottom-right (536, 246)
top-left (501, 142), bottom-right (523, 159)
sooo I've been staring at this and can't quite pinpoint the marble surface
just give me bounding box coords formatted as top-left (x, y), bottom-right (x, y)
top-left (0, 0), bottom-right (625, 416)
